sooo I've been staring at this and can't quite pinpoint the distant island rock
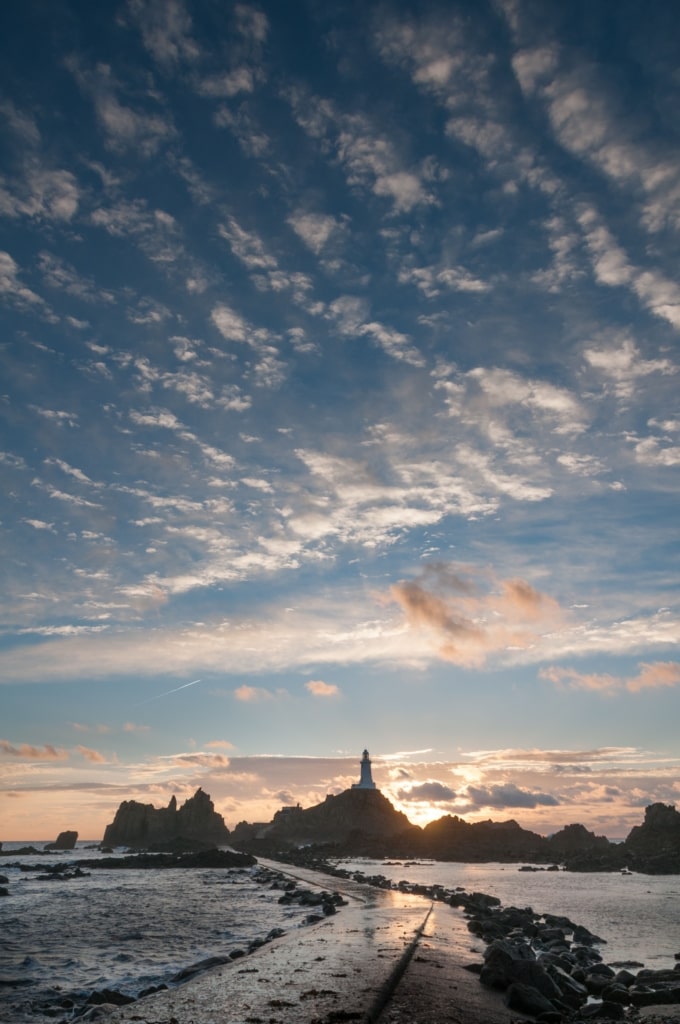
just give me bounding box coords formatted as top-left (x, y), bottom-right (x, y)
top-left (102, 789), bottom-right (230, 850)
top-left (45, 830), bottom-right (78, 851)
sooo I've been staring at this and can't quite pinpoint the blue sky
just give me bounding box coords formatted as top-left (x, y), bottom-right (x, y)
top-left (1, 0), bottom-right (679, 841)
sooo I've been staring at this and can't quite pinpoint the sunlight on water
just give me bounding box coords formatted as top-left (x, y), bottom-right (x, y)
top-left (339, 859), bottom-right (680, 967)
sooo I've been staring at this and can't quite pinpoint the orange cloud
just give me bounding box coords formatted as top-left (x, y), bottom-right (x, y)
top-left (628, 661), bottom-right (680, 692)
top-left (390, 565), bottom-right (566, 667)
top-left (123, 722), bottom-right (151, 733)
top-left (0, 740), bottom-right (69, 760)
top-left (234, 685), bottom-right (287, 702)
top-left (540, 661), bottom-right (680, 694)
top-left (75, 745), bottom-right (108, 763)
top-left (305, 679), bottom-right (340, 697)
top-left (205, 739), bottom-right (235, 750)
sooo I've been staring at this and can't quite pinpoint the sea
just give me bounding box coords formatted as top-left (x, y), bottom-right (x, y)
top-left (2, 844), bottom-right (680, 1023)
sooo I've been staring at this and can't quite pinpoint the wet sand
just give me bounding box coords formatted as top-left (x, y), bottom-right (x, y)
top-left (103, 859), bottom-right (524, 1024)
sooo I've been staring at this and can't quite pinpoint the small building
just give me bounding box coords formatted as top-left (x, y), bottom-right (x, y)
top-left (352, 748), bottom-right (377, 790)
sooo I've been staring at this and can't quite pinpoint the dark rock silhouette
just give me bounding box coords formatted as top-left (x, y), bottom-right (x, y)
top-left (417, 815), bottom-right (547, 862)
top-left (623, 802), bottom-right (680, 873)
top-left (232, 787), bottom-right (680, 874)
top-left (232, 788), bottom-right (414, 855)
top-left (45, 830), bottom-right (78, 851)
top-left (102, 789), bottom-right (229, 850)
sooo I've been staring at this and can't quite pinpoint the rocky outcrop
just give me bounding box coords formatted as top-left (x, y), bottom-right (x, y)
top-left (546, 823), bottom-right (609, 858)
top-left (233, 788), bottom-right (415, 855)
top-left (232, 791), bottom-right (680, 873)
top-left (419, 814), bottom-right (547, 862)
top-left (102, 789), bottom-right (230, 850)
top-left (45, 830), bottom-right (78, 851)
top-left (623, 802), bottom-right (680, 872)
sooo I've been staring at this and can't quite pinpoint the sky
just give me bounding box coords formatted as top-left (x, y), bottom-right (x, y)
top-left (1, 0), bottom-right (679, 843)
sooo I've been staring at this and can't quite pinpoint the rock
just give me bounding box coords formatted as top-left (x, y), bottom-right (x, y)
top-left (479, 938), bottom-right (534, 990)
top-left (506, 981), bottom-right (561, 1018)
top-left (86, 988), bottom-right (135, 1006)
top-left (0, 888), bottom-right (8, 897)
top-left (235, 788), bottom-right (414, 854)
top-left (171, 955), bottom-right (231, 982)
top-left (623, 803), bottom-right (680, 873)
top-left (45, 830), bottom-right (78, 851)
top-left (138, 983), bottom-right (167, 998)
top-left (102, 788), bottom-right (230, 849)
top-left (0, 874), bottom-right (8, 884)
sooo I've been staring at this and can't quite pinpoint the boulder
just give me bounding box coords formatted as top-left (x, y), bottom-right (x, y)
top-left (45, 830), bottom-right (78, 851)
top-left (506, 982), bottom-right (561, 1019)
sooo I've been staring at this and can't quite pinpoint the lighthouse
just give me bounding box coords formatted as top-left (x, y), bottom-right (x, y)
top-left (352, 748), bottom-right (377, 790)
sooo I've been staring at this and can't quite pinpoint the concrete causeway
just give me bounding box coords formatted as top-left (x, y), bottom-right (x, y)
top-left (104, 859), bottom-right (522, 1024)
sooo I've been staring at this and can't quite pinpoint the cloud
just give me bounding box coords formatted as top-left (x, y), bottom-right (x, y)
top-left (287, 88), bottom-right (437, 214)
top-left (465, 782), bottom-right (559, 810)
top-left (234, 685), bottom-right (282, 702)
top-left (578, 208), bottom-right (680, 329)
top-left (0, 740), bottom-right (68, 760)
top-left (127, 0), bottom-right (200, 67)
top-left (219, 216), bottom-right (276, 270)
top-left (305, 679), bottom-right (340, 698)
top-left (38, 252), bottom-right (115, 303)
top-left (399, 262), bottom-right (490, 298)
top-left (75, 745), bottom-right (108, 763)
top-left (69, 59), bottom-right (176, 156)
top-left (288, 212), bottom-right (342, 254)
top-left (389, 566), bottom-right (566, 668)
top-left (397, 780), bottom-right (457, 802)
top-left (197, 68), bottom-right (256, 98)
top-left (0, 168), bottom-right (79, 222)
top-left (584, 336), bottom-right (677, 400)
top-left (235, 4), bottom-right (269, 44)
top-left (0, 250), bottom-right (47, 310)
top-left (541, 661), bottom-right (680, 695)
top-left (205, 739), bottom-right (235, 750)
top-left (210, 303), bottom-right (286, 389)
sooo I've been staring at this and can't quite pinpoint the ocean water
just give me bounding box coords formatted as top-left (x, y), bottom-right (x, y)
top-left (2, 845), bottom-right (680, 1023)
top-left (337, 857), bottom-right (680, 968)
top-left (0, 843), bottom-right (330, 1023)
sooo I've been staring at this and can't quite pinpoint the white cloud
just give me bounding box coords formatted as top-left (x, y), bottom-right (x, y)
top-left (0, 251), bottom-right (45, 309)
top-left (219, 216), bottom-right (276, 270)
top-left (127, 0), bottom-right (200, 67)
top-left (584, 336), bottom-right (677, 399)
top-left (197, 68), bottom-right (256, 98)
top-left (288, 211), bottom-right (342, 254)
top-left (69, 59), bottom-right (175, 156)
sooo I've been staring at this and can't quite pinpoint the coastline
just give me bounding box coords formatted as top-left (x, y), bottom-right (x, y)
top-left (102, 859), bottom-right (520, 1024)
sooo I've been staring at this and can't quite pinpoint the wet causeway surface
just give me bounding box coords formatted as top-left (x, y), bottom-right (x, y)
top-left (105, 860), bottom-right (518, 1024)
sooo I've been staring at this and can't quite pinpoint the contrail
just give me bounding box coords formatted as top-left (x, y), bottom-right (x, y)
top-left (135, 679), bottom-right (202, 706)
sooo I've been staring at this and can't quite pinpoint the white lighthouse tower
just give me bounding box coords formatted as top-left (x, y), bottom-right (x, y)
top-left (352, 748), bottom-right (377, 790)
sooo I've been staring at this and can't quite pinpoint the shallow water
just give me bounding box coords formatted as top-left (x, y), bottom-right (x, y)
top-left (2, 846), bottom-right (680, 1023)
top-left (337, 857), bottom-right (680, 967)
top-left (0, 844), bottom-right (323, 1023)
